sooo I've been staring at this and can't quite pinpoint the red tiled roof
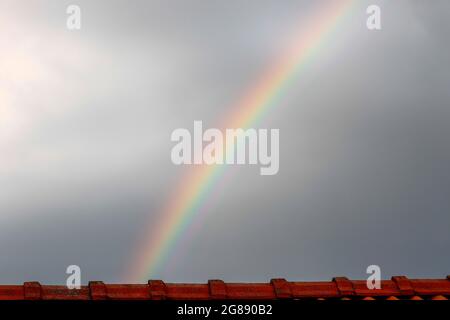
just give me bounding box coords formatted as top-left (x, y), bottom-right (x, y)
top-left (0, 276), bottom-right (449, 300)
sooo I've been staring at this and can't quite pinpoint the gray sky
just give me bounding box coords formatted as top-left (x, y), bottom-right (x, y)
top-left (0, 0), bottom-right (449, 284)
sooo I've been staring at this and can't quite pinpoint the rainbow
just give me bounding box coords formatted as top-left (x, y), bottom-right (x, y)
top-left (127, 0), bottom-right (356, 282)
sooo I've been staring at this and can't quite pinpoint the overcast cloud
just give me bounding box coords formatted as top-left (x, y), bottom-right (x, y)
top-left (0, 0), bottom-right (449, 283)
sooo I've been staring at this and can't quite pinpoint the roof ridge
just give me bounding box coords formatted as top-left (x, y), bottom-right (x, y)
top-left (0, 276), bottom-right (448, 300)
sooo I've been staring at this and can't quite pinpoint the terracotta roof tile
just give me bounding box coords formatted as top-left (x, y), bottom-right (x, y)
top-left (411, 279), bottom-right (450, 296)
top-left (333, 277), bottom-right (355, 296)
top-left (270, 278), bottom-right (292, 299)
top-left (0, 286), bottom-right (23, 300)
top-left (431, 295), bottom-right (448, 300)
top-left (392, 276), bottom-right (415, 296)
top-left (148, 280), bottom-right (167, 300)
top-left (290, 281), bottom-right (339, 298)
top-left (0, 276), bottom-right (448, 300)
top-left (208, 280), bottom-right (227, 299)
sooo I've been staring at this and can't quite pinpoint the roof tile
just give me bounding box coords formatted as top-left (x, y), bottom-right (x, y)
top-left (333, 277), bottom-right (355, 296)
top-left (0, 277), bottom-right (448, 300)
top-left (392, 276), bottom-right (415, 296)
top-left (208, 280), bottom-right (227, 300)
top-left (270, 278), bottom-right (292, 299)
top-left (24, 282), bottom-right (42, 300)
top-left (89, 281), bottom-right (107, 300)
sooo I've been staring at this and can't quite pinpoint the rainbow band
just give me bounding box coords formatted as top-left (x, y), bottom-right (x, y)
top-left (127, 0), bottom-right (356, 282)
